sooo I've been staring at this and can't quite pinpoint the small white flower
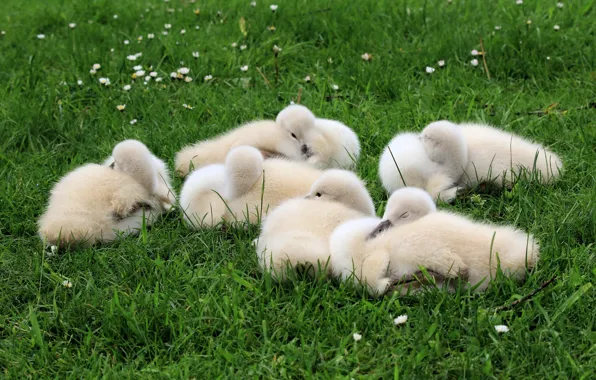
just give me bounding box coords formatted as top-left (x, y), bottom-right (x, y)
top-left (393, 315), bottom-right (408, 325)
top-left (554, 25), bottom-right (560, 31)
top-left (304, 75), bottom-right (311, 82)
top-left (471, 49), bottom-right (479, 56)
top-left (144, 76), bottom-right (151, 82)
top-left (204, 74), bottom-right (213, 81)
top-left (495, 25), bottom-right (502, 30)
top-left (546, 56), bottom-right (551, 60)
top-left (331, 84), bottom-right (339, 91)
top-left (240, 65), bottom-right (249, 71)
top-left (77, 79), bottom-right (83, 86)
top-left (162, 31), bottom-right (168, 35)
top-left (110, 48), bottom-right (114, 52)
top-left (113, 14), bottom-right (119, 19)
top-left (273, 45), bottom-right (282, 53)
top-left (155, 77), bottom-right (163, 82)
top-left (180, 29), bottom-right (186, 34)
top-left (438, 60), bottom-right (445, 67)
top-left (195, 25), bottom-right (200, 30)
top-left (361, 52), bottom-right (372, 61)
top-left (231, 42), bottom-right (238, 48)
top-left (556, 2), bottom-right (564, 8)
top-left (192, 51), bottom-right (199, 58)
top-left (150, 71), bottom-right (157, 77)
top-left (470, 59), bottom-right (479, 66)
top-left (133, 65), bottom-right (142, 71)
top-left (526, 19), bottom-right (532, 25)
top-left (165, 23), bottom-right (172, 29)
top-left (127, 55), bottom-right (138, 61)
top-left (37, 34), bottom-right (46, 39)
top-left (184, 76), bottom-right (193, 82)
top-left (50, 245), bottom-right (58, 255)
top-left (98, 77), bottom-right (108, 84)
top-left (352, 333), bottom-right (362, 342)
top-left (251, 1), bottom-right (256, 6)
top-left (170, 71), bottom-right (178, 78)
top-left (123, 84), bottom-right (132, 91)
top-left (183, 103), bottom-right (193, 109)
top-left (124, 39), bottom-right (130, 45)
top-left (116, 104), bottom-right (126, 111)
top-left (516, 0), bottom-right (523, 4)
top-left (270, 4), bottom-right (278, 11)
top-left (178, 67), bottom-right (190, 75)
top-left (62, 280), bottom-right (73, 288)
top-left (137, 35), bottom-right (143, 42)
top-left (425, 66), bottom-right (435, 74)
top-left (135, 70), bottom-right (145, 76)
top-left (92, 63), bottom-right (101, 70)
top-left (147, 33), bottom-right (155, 39)
top-left (240, 44), bottom-right (247, 50)
top-left (327, 57), bottom-right (333, 64)
top-left (68, 23), bottom-right (76, 29)
top-left (143, 81), bottom-right (148, 85)
top-left (1, 31), bottom-right (5, 36)
top-left (494, 325), bottom-right (509, 333)
top-left (130, 119), bottom-right (137, 125)
top-left (90, 69), bottom-right (97, 74)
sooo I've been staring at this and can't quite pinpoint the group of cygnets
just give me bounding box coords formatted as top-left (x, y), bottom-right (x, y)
top-left (38, 104), bottom-right (563, 296)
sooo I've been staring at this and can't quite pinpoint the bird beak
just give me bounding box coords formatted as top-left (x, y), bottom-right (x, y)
top-left (366, 219), bottom-right (393, 240)
top-left (304, 194), bottom-right (311, 199)
top-left (109, 161), bottom-right (116, 169)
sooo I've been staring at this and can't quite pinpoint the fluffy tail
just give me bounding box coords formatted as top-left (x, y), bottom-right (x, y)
top-left (224, 146), bottom-right (264, 199)
top-left (179, 164), bottom-right (229, 229)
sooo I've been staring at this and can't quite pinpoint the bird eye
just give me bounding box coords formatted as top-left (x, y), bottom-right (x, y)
top-left (291, 133), bottom-right (297, 139)
top-left (399, 211), bottom-right (410, 219)
top-left (316, 192), bottom-right (322, 197)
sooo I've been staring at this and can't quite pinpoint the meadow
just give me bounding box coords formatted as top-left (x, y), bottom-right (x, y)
top-left (0, 0), bottom-right (595, 377)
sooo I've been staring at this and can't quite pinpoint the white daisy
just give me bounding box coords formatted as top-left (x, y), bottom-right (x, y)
top-left (123, 84), bottom-right (132, 91)
top-left (273, 45), bottom-right (282, 53)
top-left (438, 60), bottom-right (445, 67)
top-left (150, 71), bottom-right (157, 77)
top-left (147, 33), bottom-right (155, 39)
top-left (155, 77), bottom-right (163, 82)
top-left (494, 325), bottom-right (509, 333)
top-left (127, 55), bottom-right (138, 61)
top-left (62, 280), bottom-right (73, 288)
top-left (113, 14), bottom-right (119, 19)
top-left (361, 52), bottom-right (372, 61)
top-left (170, 72), bottom-right (178, 78)
top-left (69, 23), bottom-right (76, 29)
top-left (116, 104), bottom-right (126, 111)
top-left (180, 29), bottom-right (186, 34)
top-left (144, 76), bottom-right (151, 82)
top-left (304, 75), bottom-right (311, 82)
top-left (178, 67), bottom-right (190, 75)
top-left (133, 65), bottom-right (142, 71)
top-left (471, 49), bottom-right (479, 56)
top-left (352, 333), bottom-right (362, 342)
top-left (192, 51), bottom-right (199, 58)
top-left (331, 84), bottom-right (339, 90)
top-left (162, 31), bottom-right (168, 35)
top-left (516, 0), bottom-right (523, 4)
top-left (124, 39), bottom-right (130, 45)
top-left (554, 25), bottom-right (560, 31)
top-left (93, 63), bottom-right (101, 70)
top-left (98, 77), bottom-right (111, 85)
top-left (393, 315), bottom-right (408, 325)
top-left (425, 66), bottom-right (435, 74)
top-left (90, 69), bottom-right (97, 74)
top-left (231, 42), bottom-right (238, 48)
top-left (183, 103), bottom-right (193, 109)
top-left (495, 25), bottom-right (502, 30)
top-left (240, 44), bottom-right (247, 50)
top-left (135, 70), bottom-right (146, 76)
top-left (165, 23), bottom-right (172, 29)
top-left (77, 80), bottom-right (83, 86)
top-left (557, 2), bottom-right (564, 8)
top-left (184, 76), bottom-right (193, 82)
top-left (470, 59), bottom-right (479, 66)
top-left (270, 4), bottom-right (278, 11)
top-left (204, 74), bottom-right (213, 81)
top-left (240, 65), bottom-right (249, 71)
top-left (37, 34), bottom-right (46, 39)
top-left (130, 119), bottom-right (137, 125)
top-left (251, 1), bottom-right (256, 6)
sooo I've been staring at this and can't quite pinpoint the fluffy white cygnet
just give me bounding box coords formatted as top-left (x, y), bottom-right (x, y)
top-left (379, 120), bottom-right (563, 202)
top-left (331, 188), bottom-right (539, 296)
top-left (174, 104), bottom-right (316, 177)
top-left (305, 118), bottom-right (360, 170)
top-left (256, 170), bottom-right (376, 280)
top-left (38, 140), bottom-right (175, 247)
top-left (179, 146), bottom-right (322, 228)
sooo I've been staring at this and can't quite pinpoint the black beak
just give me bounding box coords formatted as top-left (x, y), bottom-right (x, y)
top-left (366, 219), bottom-right (393, 240)
top-left (109, 161), bottom-right (116, 169)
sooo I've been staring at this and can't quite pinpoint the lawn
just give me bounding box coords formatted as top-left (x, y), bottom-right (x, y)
top-left (1, 0), bottom-right (595, 377)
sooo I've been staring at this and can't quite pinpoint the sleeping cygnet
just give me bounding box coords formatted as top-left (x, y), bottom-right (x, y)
top-left (378, 128), bottom-right (466, 203)
top-left (174, 104), bottom-right (316, 177)
top-left (256, 169), bottom-right (376, 281)
top-left (304, 118), bottom-right (361, 170)
top-left (38, 140), bottom-right (175, 247)
top-left (330, 188), bottom-right (539, 296)
top-left (179, 145), bottom-right (323, 228)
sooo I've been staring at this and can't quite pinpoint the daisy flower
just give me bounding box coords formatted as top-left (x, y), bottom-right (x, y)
top-left (69, 23), bottom-right (76, 29)
top-left (123, 84), bottom-right (132, 91)
top-left (438, 60), bottom-right (445, 67)
top-left (331, 84), bottom-right (339, 90)
top-left (394, 315), bottom-right (408, 325)
top-left (240, 65), bottom-right (249, 71)
top-left (240, 44), bottom-right (247, 50)
top-left (124, 39), bottom-right (130, 45)
top-left (471, 49), bottom-right (479, 56)
top-left (361, 53), bottom-right (372, 61)
top-left (130, 119), bottom-right (137, 125)
top-left (184, 76), bottom-right (193, 82)
top-left (231, 42), bottom-right (238, 48)
top-left (98, 77), bottom-right (111, 85)
top-left (268, 25), bottom-right (276, 31)
top-left (194, 9), bottom-right (200, 15)
top-left (116, 104), bottom-right (126, 111)
top-left (150, 71), bottom-right (157, 77)
top-left (516, 0), bottom-right (523, 4)
top-left (113, 14), bottom-right (118, 19)
top-left (270, 4), bottom-right (278, 11)
top-left (556, 2), bottom-right (564, 8)
top-left (77, 80), bottom-right (83, 86)
top-left (494, 325), bottom-right (509, 333)
top-left (192, 51), bottom-right (199, 58)
top-left (62, 280), bottom-right (73, 288)
top-left (180, 29), bottom-right (186, 34)
top-left (273, 45), bottom-right (282, 53)
top-left (425, 66), bottom-right (435, 74)
top-left (183, 103), bottom-right (193, 109)
top-left (470, 59), bottom-right (479, 66)
top-left (495, 25), bottom-right (502, 30)
top-left (352, 333), bottom-right (362, 342)
top-left (127, 55), bottom-right (138, 61)
top-left (178, 67), bottom-right (190, 75)
top-left (554, 25), bottom-right (560, 31)
top-left (162, 31), bottom-right (168, 35)
top-left (165, 23), bottom-right (172, 29)
top-left (148, 33), bottom-right (155, 39)
top-left (204, 75), bottom-right (213, 81)
top-left (304, 75), bottom-right (311, 82)
top-left (155, 77), bottom-right (163, 82)
top-left (37, 34), bottom-right (46, 39)
top-left (251, 1), bottom-right (256, 6)
top-left (135, 70), bottom-right (146, 76)
top-left (144, 76), bottom-right (151, 82)
top-left (50, 245), bottom-right (58, 255)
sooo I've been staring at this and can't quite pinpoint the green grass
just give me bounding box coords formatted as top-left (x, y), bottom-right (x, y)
top-left (1, 0), bottom-right (595, 377)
